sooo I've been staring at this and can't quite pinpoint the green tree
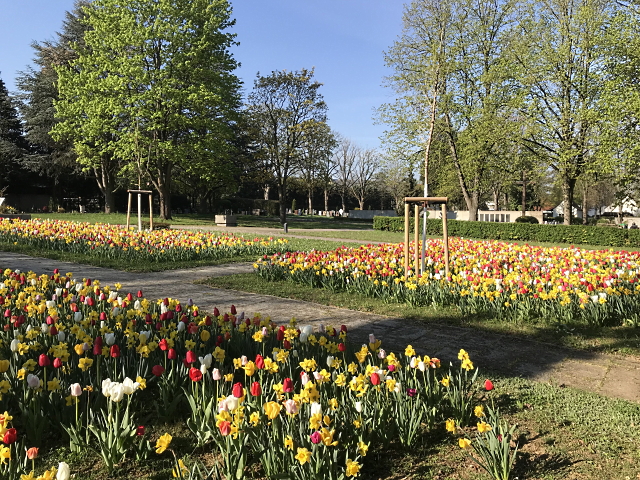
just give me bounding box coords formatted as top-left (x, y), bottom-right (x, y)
top-left (54, 0), bottom-right (242, 219)
top-left (381, 0), bottom-right (523, 221)
top-left (248, 69), bottom-right (328, 224)
top-left (16, 1), bottom-right (95, 209)
top-left (0, 76), bottom-right (29, 189)
top-left (515, 0), bottom-right (611, 224)
top-left (298, 122), bottom-right (336, 214)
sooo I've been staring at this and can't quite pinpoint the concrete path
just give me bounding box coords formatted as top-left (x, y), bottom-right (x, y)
top-left (1, 251), bottom-right (638, 403)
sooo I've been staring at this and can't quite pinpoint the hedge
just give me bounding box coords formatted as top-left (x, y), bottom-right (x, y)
top-left (373, 216), bottom-right (640, 248)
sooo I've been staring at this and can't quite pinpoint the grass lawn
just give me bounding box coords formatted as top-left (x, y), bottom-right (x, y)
top-left (203, 273), bottom-right (640, 357)
top-left (32, 212), bottom-right (375, 230)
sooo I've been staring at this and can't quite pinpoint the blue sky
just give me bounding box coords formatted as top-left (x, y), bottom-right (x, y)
top-left (0, 0), bottom-right (406, 148)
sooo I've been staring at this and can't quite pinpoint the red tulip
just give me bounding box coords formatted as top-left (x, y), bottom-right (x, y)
top-left (230, 305), bottom-right (237, 315)
top-left (175, 304), bottom-right (182, 313)
top-left (484, 379), bottom-right (494, 391)
top-left (26, 447), bottom-right (38, 459)
top-left (99, 312), bottom-right (107, 321)
top-left (152, 365), bottom-right (165, 377)
top-left (189, 367), bottom-right (203, 382)
top-left (126, 293), bottom-right (133, 302)
top-left (283, 377), bottom-right (294, 393)
top-left (250, 381), bottom-right (262, 396)
top-left (3, 428), bottom-right (17, 445)
top-left (158, 339), bottom-right (168, 351)
top-left (283, 340), bottom-right (291, 350)
top-left (137, 290), bottom-right (144, 298)
top-left (232, 382), bottom-right (244, 398)
top-left (219, 421), bottom-right (231, 436)
top-left (186, 350), bottom-right (196, 364)
top-left (53, 358), bottom-right (62, 369)
top-left (276, 329), bottom-right (284, 342)
top-left (255, 354), bottom-right (265, 370)
top-left (38, 354), bottom-right (50, 368)
top-left (338, 343), bottom-right (346, 352)
top-left (204, 316), bottom-right (212, 326)
top-left (370, 373), bottom-right (381, 386)
top-left (213, 307), bottom-right (220, 317)
top-left (110, 345), bottom-right (120, 358)
top-left (136, 426), bottom-right (145, 436)
top-left (167, 348), bottom-right (177, 360)
top-left (49, 325), bottom-right (58, 336)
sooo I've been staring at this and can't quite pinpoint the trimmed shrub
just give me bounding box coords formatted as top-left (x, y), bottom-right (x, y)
top-left (514, 215), bottom-right (539, 224)
top-left (373, 216), bottom-right (640, 248)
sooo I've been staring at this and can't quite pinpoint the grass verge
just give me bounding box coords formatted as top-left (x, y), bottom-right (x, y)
top-left (202, 273), bottom-right (640, 357)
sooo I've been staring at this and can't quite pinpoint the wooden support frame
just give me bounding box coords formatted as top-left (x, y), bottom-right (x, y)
top-left (126, 190), bottom-right (153, 232)
top-left (403, 197), bottom-right (449, 280)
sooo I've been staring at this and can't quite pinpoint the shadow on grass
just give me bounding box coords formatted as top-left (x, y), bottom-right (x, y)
top-left (513, 451), bottom-right (575, 479)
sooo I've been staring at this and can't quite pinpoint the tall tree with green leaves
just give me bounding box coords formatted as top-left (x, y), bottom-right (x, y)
top-left (247, 69), bottom-right (328, 224)
top-left (54, 0), bottom-right (242, 219)
top-left (298, 121), bottom-right (336, 214)
top-left (515, 0), bottom-right (611, 224)
top-left (16, 1), bottom-right (94, 209)
top-left (381, 0), bottom-right (522, 221)
top-left (0, 76), bottom-right (29, 189)
top-left (599, 2), bottom-right (640, 218)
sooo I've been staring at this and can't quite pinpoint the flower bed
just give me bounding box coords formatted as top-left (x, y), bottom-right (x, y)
top-left (0, 267), bottom-right (511, 479)
top-left (255, 239), bottom-right (640, 326)
top-left (0, 218), bottom-right (288, 262)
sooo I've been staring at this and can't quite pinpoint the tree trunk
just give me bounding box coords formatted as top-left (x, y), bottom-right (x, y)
top-left (324, 188), bottom-right (329, 215)
top-left (582, 184), bottom-right (588, 225)
top-left (308, 189), bottom-right (313, 215)
top-left (93, 164), bottom-right (116, 214)
top-left (492, 189), bottom-right (499, 211)
top-left (264, 185), bottom-right (270, 200)
top-left (468, 191), bottom-right (479, 222)
top-left (359, 199), bottom-right (364, 210)
top-left (562, 178), bottom-right (575, 226)
top-left (278, 185), bottom-right (287, 225)
top-left (340, 192), bottom-right (346, 212)
top-left (104, 189), bottom-right (115, 214)
top-left (445, 113), bottom-right (475, 218)
top-left (521, 171), bottom-right (527, 218)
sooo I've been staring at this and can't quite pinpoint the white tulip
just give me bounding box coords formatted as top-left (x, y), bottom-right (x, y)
top-left (177, 322), bottom-right (185, 333)
top-left (58, 331), bottom-right (66, 342)
top-left (74, 312), bottom-right (83, 322)
top-left (224, 395), bottom-right (239, 412)
top-left (109, 383), bottom-right (125, 402)
top-left (105, 333), bottom-right (116, 346)
top-left (310, 402), bottom-right (322, 416)
top-left (355, 401), bottom-right (362, 413)
top-left (27, 374), bottom-right (40, 389)
top-left (41, 323), bottom-right (49, 334)
top-left (10, 339), bottom-right (19, 352)
top-left (102, 378), bottom-right (113, 397)
top-left (122, 377), bottom-right (138, 395)
top-left (200, 354), bottom-right (212, 369)
top-left (56, 461), bottom-right (70, 480)
top-left (326, 355), bottom-right (335, 368)
top-left (212, 368), bottom-right (221, 381)
top-left (200, 364), bottom-right (208, 375)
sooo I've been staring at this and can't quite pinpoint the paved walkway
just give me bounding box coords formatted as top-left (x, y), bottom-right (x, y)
top-left (1, 251), bottom-right (639, 403)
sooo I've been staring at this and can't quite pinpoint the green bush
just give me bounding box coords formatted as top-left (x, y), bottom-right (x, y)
top-left (514, 215), bottom-right (539, 224)
top-left (373, 216), bottom-right (640, 248)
